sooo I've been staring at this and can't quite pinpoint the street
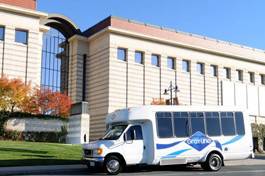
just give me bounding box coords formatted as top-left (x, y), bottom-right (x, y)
top-left (3, 165), bottom-right (265, 176)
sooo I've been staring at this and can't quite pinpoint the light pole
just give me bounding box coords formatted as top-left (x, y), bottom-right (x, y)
top-left (163, 81), bottom-right (179, 105)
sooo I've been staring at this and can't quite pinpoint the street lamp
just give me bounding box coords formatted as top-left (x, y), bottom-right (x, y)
top-left (163, 81), bottom-right (179, 105)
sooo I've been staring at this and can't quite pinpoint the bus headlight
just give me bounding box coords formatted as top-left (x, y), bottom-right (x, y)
top-left (97, 148), bottom-right (103, 155)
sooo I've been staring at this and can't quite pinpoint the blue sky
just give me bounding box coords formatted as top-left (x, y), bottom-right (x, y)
top-left (38, 0), bottom-right (265, 50)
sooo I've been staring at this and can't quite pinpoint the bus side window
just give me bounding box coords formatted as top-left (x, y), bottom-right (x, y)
top-left (125, 125), bottom-right (143, 140)
top-left (206, 112), bottom-right (221, 136)
top-left (221, 112), bottom-right (236, 136)
top-left (173, 112), bottom-right (190, 137)
top-left (235, 112), bottom-right (245, 135)
top-left (156, 112), bottom-right (173, 138)
top-left (190, 112), bottom-right (205, 134)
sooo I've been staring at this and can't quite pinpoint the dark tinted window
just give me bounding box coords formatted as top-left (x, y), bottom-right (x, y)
top-left (206, 112), bottom-right (221, 136)
top-left (173, 112), bottom-right (189, 137)
top-left (117, 48), bottom-right (127, 61)
top-left (156, 112), bottom-right (173, 138)
top-left (15, 29), bottom-right (28, 44)
top-left (126, 125), bottom-right (143, 140)
top-left (221, 112), bottom-right (235, 136)
top-left (190, 112), bottom-right (205, 134)
top-left (235, 112), bottom-right (245, 135)
top-left (0, 26), bottom-right (4, 41)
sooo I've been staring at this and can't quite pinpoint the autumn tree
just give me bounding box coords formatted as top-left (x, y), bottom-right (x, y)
top-left (0, 76), bottom-right (31, 112)
top-left (24, 88), bottom-right (72, 118)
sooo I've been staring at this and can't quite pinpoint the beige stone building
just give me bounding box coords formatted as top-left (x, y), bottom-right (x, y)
top-left (65, 16), bottom-right (265, 140)
top-left (1, 1), bottom-right (265, 142)
top-left (0, 1), bottom-right (48, 86)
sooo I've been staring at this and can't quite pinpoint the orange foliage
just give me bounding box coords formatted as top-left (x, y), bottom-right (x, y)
top-left (151, 98), bottom-right (166, 105)
top-left (24, 88), bottom-right (72, 118)
top-left (0, 77), bottom-right (72, 117)
top-left (0, 76), bottom-right (31, 112)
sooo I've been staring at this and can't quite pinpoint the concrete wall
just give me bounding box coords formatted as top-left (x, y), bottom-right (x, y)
top-left (5, 118), bottom-right (66, 132)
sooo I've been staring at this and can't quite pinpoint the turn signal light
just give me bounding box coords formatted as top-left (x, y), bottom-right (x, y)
top-left (97, 148), bottom-right (103, 155)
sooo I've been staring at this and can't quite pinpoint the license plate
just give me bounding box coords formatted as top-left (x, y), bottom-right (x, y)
top-left (90, 161), bottom-right (95, 167)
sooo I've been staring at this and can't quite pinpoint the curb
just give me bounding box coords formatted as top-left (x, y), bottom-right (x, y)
top-left (0, 164), bottom-right (87, 175)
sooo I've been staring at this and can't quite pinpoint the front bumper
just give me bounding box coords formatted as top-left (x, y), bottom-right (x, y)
top-left (82, 156), bottom-right (104, 168)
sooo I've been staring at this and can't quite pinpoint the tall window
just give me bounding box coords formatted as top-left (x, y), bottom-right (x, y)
top-left (196, 62), bottom-right (204, 75)
top-left (223, 67), bottom-right (231, 79)
top-left (135, 51), bottom-right (144, 64)
top-left (182, 60), bottom-right (190, 72)
top-left (261, 74), bottom-right (265, 85)
top-left (0, 26), bottom-right (4, 41)
top-left (249, 72), bottom-right (255, 83)
top-left (117, 48), bottom-right (127, 61)
top-left (236, 69), bottom-right (243, 81)
top-left (210, 65), bottom-right (218, 77)
top-left (151, 54), bottom-right (160, 67)
top-left (167, 57), bottom-right (175, 69)
top-left (15, 29), bottom-right (28, 44)
top-left (41, 29), bottom-right (67, 92)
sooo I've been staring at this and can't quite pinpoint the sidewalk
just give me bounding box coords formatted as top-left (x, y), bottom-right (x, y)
top-left (225, 153), bottom-right (265, 166)
top-left (0, 164), bottom-right (87, 175)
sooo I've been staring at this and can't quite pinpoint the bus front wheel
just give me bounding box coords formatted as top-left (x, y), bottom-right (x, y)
top-left (201, 153), bottom-right (222, 171)
top-left (104, 155), bottom-right (123, 175)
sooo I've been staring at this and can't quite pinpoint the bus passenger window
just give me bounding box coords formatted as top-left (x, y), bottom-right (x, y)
top-left (221, 112), bottom-right (235, 136)
top-left (173, 112), bottom-right (189, 137)
top-left (190, 112), bottom-right (205, 134)
top-left (235, 112), bottom-right (245, 135)
top-left (206, 112), bottom-right (221, 136)
top-left (156, 112), bottom-right (173, 138)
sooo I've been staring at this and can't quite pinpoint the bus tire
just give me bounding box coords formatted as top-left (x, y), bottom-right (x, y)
top-left (201, 153), bottom-right (222, 171)
top-left (104, 155), bottom-right (123, 175)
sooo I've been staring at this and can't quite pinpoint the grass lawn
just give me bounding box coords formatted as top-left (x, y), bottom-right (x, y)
top-left (0, 140), bottom-right (82, 167)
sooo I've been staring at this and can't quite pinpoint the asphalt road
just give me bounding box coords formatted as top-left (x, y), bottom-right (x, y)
top-left (11, 165), bottom-right (265, 176)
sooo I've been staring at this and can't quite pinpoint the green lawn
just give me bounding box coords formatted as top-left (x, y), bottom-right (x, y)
top-left (0, 140), bottom-right (82, 167)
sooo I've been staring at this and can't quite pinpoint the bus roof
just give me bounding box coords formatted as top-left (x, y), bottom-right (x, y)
top-left (106, 105), bottom-right (247, 124)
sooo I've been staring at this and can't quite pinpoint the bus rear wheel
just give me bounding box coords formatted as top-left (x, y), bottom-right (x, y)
top-left (104, 155), bottom-right (123, 175)
top-left (201, 153), bottom-right (222, 171)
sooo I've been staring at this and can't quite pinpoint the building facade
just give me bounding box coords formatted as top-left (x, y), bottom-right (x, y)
top-left (1, 1), bottom-right (265, 141)
top-left (0, 1), bottom-right (48, 86)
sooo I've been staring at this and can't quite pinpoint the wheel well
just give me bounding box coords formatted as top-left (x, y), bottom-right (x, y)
top-left (207, 150), bottom-right (224, 166)
top-left (105, 153), bottom-right (126, 166)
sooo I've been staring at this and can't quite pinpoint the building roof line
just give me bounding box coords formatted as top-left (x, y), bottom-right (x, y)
top-left (106, 16), bottom-right (265, 54)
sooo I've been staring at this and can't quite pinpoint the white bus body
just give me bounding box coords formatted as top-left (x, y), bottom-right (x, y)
top-left (82, 106), bottom-right (253, 174)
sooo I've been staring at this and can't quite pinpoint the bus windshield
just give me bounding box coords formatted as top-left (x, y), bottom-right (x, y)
top-left (101, 125), bottom-right (128, 140)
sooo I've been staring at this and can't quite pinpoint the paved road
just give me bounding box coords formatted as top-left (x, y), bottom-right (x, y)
top-left (6, 165), bottom-right (265, 176)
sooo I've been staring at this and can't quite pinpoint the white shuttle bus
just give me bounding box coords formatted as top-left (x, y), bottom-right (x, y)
top-left (82, 106), bottom-right (253, 175)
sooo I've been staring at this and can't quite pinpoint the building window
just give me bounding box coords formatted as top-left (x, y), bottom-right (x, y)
top-left (249, 72), bottom-right (255, 84)
top-left (223, 67), bottom-right (231, 79)
top-left (167, 57), bottom-right (175, 69)
top-left (182, 60), bottom-right (190, 72)
top-left (135, 51), bottom-right (144, 64)
top-left (0, 26), bottom-right (4, 41)
top-left (261, 74), bottom-right (265, 85)
top-left (236, 69), bottom-right (243, 81)
top-left (210, 65), bottom-right (218, 77)
top-left (15, 29), bottom-right (28, 44)
top-left (196, 62), bottom-right (204, 75)
top-left (151, 54), bottom-right (160, 67)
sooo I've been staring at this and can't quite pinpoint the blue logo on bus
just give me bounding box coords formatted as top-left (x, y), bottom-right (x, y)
top-left (185, 131), bottom-right (212, 151)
